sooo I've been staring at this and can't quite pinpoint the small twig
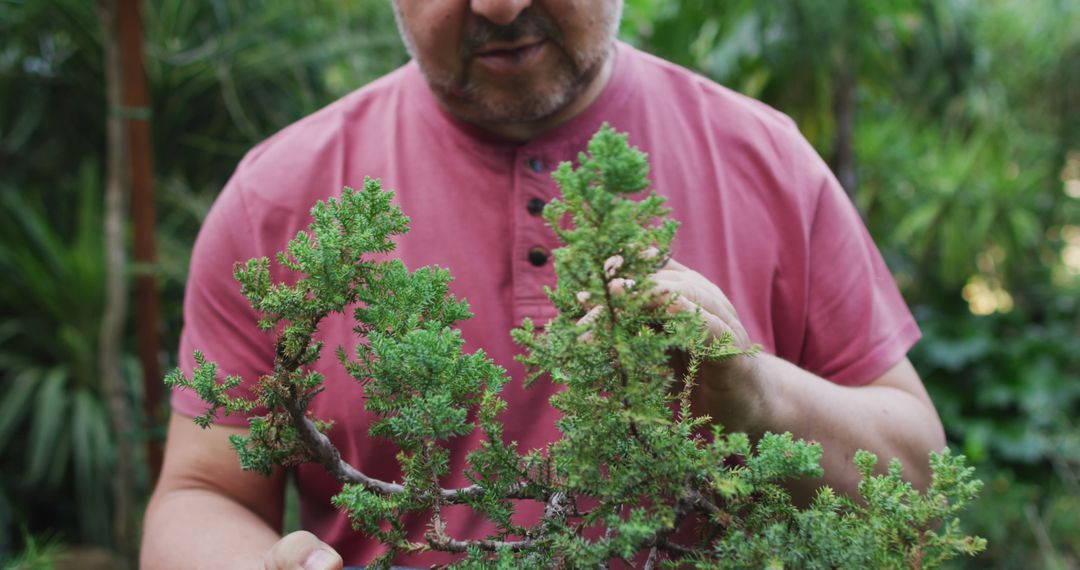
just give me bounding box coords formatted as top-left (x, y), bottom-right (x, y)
top-left (656, 537), bottom-right (695, 557)
top-left (633, 496), bottom-right (692, 567)
top-left (424, 534), bottom-right (538, 553)
top-left (429, 448), bottom-right (449, 541)
top-left (687, 488), bottom-right (722, 517)
top-left (677, 346), bottom-right (702, 422)
top-left (1024, 502), bottom-right (1065, 570)
top-left (442, 481), bottom-right (533, 501)
top-left (544, 491), bottom-right (570, 522)
top-left (643, 546), bottom-right (659, 570)
top-left (1050, 450), bottom-right (1079, 495)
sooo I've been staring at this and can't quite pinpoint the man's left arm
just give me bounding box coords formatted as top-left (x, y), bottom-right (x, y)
top-left (649, 258), bottom-right (946, 501)
top-left (698, 352), bottom-right (944, 502)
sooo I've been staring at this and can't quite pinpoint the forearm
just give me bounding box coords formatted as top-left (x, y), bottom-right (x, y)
top-left (695, 354), bottom-right (946, 501)
top-left (140, 486), bottom-right (281, 569)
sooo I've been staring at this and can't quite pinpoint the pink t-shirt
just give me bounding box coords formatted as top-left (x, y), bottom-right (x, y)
top-left (173, 42), bottom-right (919, 566)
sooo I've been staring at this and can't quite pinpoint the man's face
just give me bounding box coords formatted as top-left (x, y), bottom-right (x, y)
top-left (392, 0), bottom-right (623, 126)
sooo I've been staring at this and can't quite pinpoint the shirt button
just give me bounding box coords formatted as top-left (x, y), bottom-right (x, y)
top-left (528, 246), bottom-right (549, 267)
top-left (527, 197), bottom-right (546, 216)
top-left (527, 157), bottom-right (544, 173)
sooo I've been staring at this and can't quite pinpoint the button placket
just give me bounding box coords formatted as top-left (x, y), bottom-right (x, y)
top-left (513, 149), bottom-right (558, 325)
top-left (525, 156), bottom-right (548, 218)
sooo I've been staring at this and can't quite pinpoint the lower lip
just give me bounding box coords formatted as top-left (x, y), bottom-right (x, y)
top-left (473, 41), bottom-right (547, 75)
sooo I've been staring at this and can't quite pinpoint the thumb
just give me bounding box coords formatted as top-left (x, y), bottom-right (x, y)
top-left (264, 530), bottom-right (343, 570)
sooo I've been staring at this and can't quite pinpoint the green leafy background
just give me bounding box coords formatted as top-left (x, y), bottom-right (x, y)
top-left (1, 0), bottom-right (1077, 567)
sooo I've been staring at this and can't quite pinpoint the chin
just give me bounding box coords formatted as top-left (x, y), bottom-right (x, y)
top-left (469, 93), bottom-right (573, 124)
top-left (425, 44), bottom-right (608, 127)
top-left (438, 78), bottom-right (578, 125)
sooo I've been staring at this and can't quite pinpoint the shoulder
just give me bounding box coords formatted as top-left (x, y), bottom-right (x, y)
top-left (622, 45), bottom-right (830, 221)
top-left (202, 64), bottom-right (417, 254)
top-left (195, 65), bottom-right (417, 274)
top-left (227, 64), bottom-right (414, 211)
top-left (626, 45), bottom-right (802, 155)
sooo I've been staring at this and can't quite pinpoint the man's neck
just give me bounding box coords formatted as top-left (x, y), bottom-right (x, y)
top-left (471, 54), bottom-right (615, 143)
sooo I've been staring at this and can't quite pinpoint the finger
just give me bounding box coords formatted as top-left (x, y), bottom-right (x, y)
top-left (647, 279), bottom-right (684, 306)
top-left (638, 279), bottom-right (680, 312)
top-left (666, 293), bottom-right (696, 316)
top-left (656, 284), bottom-right (751, 345)
top-left (578, 304), bottom-right (603, 326)
top-left (603, 254), bottom-right (624, 278)
top-left (652, 258), bottom-right (707, 287)
top-left (608, 277), bottom-right (636, 295)
top-left (264, 530), bottom-right (343, 570)
top-left (669, 296), bottom-right (740, 342)
top-left (651, 267), bottom-right (692, 288)
top-left (651, 274), bottom-right (738, 324)
top-left (575, 305), bottom-right (604, 343)
top-left (663, 256), bottom-right (689, 271)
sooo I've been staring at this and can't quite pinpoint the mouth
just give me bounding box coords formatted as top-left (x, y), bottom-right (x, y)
top-left (473, 39), bottom-right (547, 74)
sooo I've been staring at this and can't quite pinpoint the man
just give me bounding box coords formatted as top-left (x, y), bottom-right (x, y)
top-left (141, 1), bottom-right (945, 568)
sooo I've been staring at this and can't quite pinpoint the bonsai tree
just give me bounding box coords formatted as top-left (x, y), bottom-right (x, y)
top-left (167, 125), bottom-right (985, 569)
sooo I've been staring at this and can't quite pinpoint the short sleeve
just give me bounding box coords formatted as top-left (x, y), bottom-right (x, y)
top-left (170, 175), bottom-right (276, 425)
top-left (798, 173), bottom-right (921, 386)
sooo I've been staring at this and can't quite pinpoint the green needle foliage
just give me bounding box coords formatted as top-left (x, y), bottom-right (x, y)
top-left (167, 125), bottom-right (985, 569)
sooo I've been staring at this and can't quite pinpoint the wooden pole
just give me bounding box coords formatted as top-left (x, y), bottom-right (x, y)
top-left (117, 0), bottom-right (164, 485)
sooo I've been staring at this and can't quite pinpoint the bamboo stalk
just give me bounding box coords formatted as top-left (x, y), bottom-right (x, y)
top-left (96, 0), bottom-right (135, 567)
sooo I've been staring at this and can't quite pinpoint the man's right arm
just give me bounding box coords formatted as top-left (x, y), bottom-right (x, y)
top-left (140, 412), bottom-right (343, 570)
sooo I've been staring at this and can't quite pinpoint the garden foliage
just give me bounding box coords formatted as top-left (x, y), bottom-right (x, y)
top-left (168, 126), bottom-right (984, 569)
top-left (0, 0), bottom-right (407, 554)
top-left (3, 1), bottom-right (1074, 565)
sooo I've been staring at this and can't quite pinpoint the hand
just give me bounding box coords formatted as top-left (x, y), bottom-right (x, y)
top-left (264, 530), bottom-right (343, 570)
top-left (574, 252), bottom-right (768, 431)
top-left (579, 253), bottom-right (766, 431)
top-left (648, 256), bottom-right (768, 431)
top-left (576, 252), bottom-right (752, 349)
top-left (646, 256), bottom-right (751, 350)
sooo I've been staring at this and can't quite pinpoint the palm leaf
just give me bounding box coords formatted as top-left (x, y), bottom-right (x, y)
top-left (0, 367), bottom-right (42, 452)
top-left (25, 367), bottom-right (71, 487)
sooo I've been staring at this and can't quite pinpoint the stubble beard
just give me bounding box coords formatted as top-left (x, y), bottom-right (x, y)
top-left (394, 4), bottom-right (620, 126)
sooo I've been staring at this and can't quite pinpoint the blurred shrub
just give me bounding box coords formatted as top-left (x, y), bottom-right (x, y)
top-left (625, 0), bottom-right (1080, 566)
top-left (0, 527), bottom-right (63, 570)
top-left (911, 301), bottom-right (1080, 568)
top-left (143, 0), bottom-right (405, 192)
top-left (1, 0), bottom-right (1077, 565)
top-left (914, 300), bottom-right (1080, 465)
top-left (0, 0), bottom-right (405, 550)
top-left (0, 164), bottom-right (142, 548)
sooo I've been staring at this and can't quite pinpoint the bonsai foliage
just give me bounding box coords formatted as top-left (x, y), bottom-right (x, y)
top-left (167, 125), bottom-right (986, 569)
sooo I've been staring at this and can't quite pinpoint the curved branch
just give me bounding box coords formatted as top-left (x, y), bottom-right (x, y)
top-left (442, 480), bottom-right (533, 501)
top-left (687, 489), bottom-right (722, 516)
top-left (424, 532), bottom-right (538, 553)
top-left (655, 538), bottom-right (695, 557)
top-left (543, 491), bottom-right (570, 522)
top-left (285, 397), bottom-right (405, 495)
top-left (284, 394), bottom-right (541, 503)
top-left (643, 546), bottom-right (660, 570)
